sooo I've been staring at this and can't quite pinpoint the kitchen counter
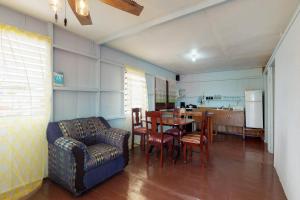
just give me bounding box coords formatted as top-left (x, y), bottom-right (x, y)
top-left (192, 107), bottom-right (246, 139)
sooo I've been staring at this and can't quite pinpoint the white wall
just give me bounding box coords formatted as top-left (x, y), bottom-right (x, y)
top-left (272, 9), bottom-right (300, 200)
top-left (0, 5), bottom-right (48, 36)
top-left (100, 46), bottom-right (175, 132)
top-left (0, 5), bottom-right (176, 147)
top-left (177, 68), bottom-right (264, 108)
top-left (0, 5), bottom-right (100, 122)
top-left (52, 26), bottom-right (100, 121)
top-left (101, 46), bottom-right (175, 80)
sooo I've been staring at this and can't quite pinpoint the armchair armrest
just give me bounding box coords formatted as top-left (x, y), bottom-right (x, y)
top-left (54, 137), bottom-right (90, 160)
top-left (96, 128), bottom-right (130, 165)
top-left (48, 137), bottom-right (89, 195)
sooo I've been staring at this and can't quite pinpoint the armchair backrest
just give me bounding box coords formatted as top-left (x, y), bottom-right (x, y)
top-left (47, 117), bottom-right (111, 146)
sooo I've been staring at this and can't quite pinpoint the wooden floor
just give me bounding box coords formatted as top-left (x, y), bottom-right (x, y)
top-left (28, 135), bottom-right (286, 200)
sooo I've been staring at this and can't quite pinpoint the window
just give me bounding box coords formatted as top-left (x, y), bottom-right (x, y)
top-left (0, 25), bottom-right (51, 117)
top-left (124, 66), bottom-right (148, 114)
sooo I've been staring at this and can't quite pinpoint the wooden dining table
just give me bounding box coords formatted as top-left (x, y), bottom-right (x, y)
top-left (143, 117), bottom-right (195, 161)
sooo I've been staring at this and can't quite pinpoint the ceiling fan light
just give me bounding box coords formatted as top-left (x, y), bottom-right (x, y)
top-left (75, 0), bottom-right (90, 16)
top-left (49, 0), bottom-right (61, 12)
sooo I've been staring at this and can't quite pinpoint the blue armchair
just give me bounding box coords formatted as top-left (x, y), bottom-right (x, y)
top-left (46, 117), bottom-right (129, 195)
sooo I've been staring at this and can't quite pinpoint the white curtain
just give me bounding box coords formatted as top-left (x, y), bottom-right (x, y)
top-left (124, 66), bottom-right (148, 115)
top-left (0, 24), bottom-right (51, 199)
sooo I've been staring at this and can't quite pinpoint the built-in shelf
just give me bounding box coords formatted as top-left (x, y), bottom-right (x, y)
top-left (54, 86), bottom-right (100, 92)
top-left (53, 44), bottom-right (99, 60)
top-left (100, 59), bottom-right (124, 68)
top-left (105, 115), bottom-right (126, 120)
top-left (100, 90), bottom-right (124, 93)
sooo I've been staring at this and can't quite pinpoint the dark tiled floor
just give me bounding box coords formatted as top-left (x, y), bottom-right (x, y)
top-left (28, 135), bottom-right (286, 200)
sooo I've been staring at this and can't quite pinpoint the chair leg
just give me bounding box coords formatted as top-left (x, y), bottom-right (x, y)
top-left (131, 133), bottom-right (134, 151)
top-left (140, 135), bottom-right (145, 151)
top-left (183, 143), bottom-right (187, 163)
top-left (200, 146), bottom-right (203, 165)
top-left (189, 146), bottom-right (193, 161)
top-left (140, 135), bottom-right (142, 151)
top-left (144, 134), bottom-right (148, 155)
top-left (146, 142), bottom-right (150, 165)
top-left (160, 144), bottom-right (164, 167)
top-left (206, 144), bottom-right (209, 161)
top-left (168, 141), bottom-right (173, 161)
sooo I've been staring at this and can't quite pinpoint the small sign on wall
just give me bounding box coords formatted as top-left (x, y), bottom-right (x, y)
top-left (53, 72), bottom-right (64, 87)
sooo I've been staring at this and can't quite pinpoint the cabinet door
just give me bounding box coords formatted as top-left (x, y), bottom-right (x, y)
top-left (228, 111), bottom-right (244, 127)
top-left (214, 110), bottom-right (228, 125)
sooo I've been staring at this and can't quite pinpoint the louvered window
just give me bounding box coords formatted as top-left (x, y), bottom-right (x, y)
top-left (124, 66), bottom-right (148, 114)
top-left (0, 26), bottom-right (51, 117)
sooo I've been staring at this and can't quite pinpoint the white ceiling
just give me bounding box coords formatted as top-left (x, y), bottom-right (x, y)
top-left (107, 0), bottom-right (299, 74)
top-left (0, 0), bottom-right (206, 41)
top-left (0, 0), bottom-right (299, 74)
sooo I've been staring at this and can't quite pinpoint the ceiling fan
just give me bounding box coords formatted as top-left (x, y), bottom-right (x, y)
top-left (49, 0), bottom-right (144, 26)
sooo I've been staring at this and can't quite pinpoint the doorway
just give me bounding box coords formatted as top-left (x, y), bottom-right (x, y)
top-left (265, 61), bottom-right (275, 153)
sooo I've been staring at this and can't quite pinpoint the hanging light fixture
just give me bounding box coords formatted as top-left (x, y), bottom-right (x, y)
top-left (49, 0), bottom-right (61, 22)
top-left (49, 0), bottom-right (61, 12)
top-left (75, 0), bottom-right (90, 16)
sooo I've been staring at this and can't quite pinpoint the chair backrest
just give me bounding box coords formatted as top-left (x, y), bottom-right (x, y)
top-left (190, 112), bottom-right (208, 140)
top-left (190, 111), bottom-right (204, 131)
top-left (173, 108), bottom-right (186, 118)
top-left (145, 111), bottom-right (163, 139)
top-left (132, 108), bottom-right (143, 128)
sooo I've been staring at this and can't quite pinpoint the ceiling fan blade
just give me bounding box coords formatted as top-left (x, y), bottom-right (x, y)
top-left (99, 0), bottom-right (144, 16)
top-left (68, 0), bottom-right (93, 25)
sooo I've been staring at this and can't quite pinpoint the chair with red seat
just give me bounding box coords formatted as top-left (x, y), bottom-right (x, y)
top-left (165, 108), bottom-right (186, 138)
top-left (131, 108), bottom-right (148, 151)
top-left (145, 111), bottom-right (174, 167)
top-left (181, 111), bottom-right (209, 164)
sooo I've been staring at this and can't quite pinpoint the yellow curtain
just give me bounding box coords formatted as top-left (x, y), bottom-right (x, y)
top-left (0, 24), bottom-right (52, 200)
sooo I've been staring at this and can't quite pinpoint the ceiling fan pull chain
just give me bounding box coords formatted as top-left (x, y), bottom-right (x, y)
top-left (55, 12), bottom-right (58, 22)
top-left (64, 0), bottom-right (68, 26)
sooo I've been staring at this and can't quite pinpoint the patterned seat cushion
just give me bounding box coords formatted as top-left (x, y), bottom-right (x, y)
top-left (149, 134), bottom-right (173, 143)
top-left (85, 143), bottom-right (121, 171)
top-left (133, 127), bottom-right (147, 135)
top-left (165, 127), bottom-right (182, 136)
top-left (181, 133), bottom-right (208, 144)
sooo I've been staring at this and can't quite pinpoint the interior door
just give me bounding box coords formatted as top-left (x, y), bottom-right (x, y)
top-left (267, 65), bottom-right (274, 153)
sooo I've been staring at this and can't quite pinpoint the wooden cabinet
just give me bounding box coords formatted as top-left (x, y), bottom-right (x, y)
top-left (191, 108), bottom-right (263, 139)
top-left (214, 110), bottom-right (244, 127)
top-left (194, 108), bottom-right (245, 138)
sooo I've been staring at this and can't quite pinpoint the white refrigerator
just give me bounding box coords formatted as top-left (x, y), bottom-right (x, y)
top-left (245, 90), bottom-right (263, 129)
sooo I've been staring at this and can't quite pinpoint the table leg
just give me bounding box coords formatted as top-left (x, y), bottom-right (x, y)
top-left (173, 125), bottom-right (184, 163)
top-left (148, 145), bottom-right (154, 154)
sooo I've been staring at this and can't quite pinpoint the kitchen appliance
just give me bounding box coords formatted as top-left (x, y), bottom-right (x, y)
top-left (180, 102), bottom-right (186, 108)
top-left (245, 90), bottom-right (263, 128)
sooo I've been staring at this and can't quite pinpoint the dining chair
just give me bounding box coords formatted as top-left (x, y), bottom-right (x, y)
top-left (131, 108), bottom-right (148, 151)
top-left (181, 111), bottom-right (209, 164)
top-left (186, 111), bottom-right (214, 144)
top-left (165, 108), bottom-right (186, 138)
top-left (145, 111), bottom-right (174, 167)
